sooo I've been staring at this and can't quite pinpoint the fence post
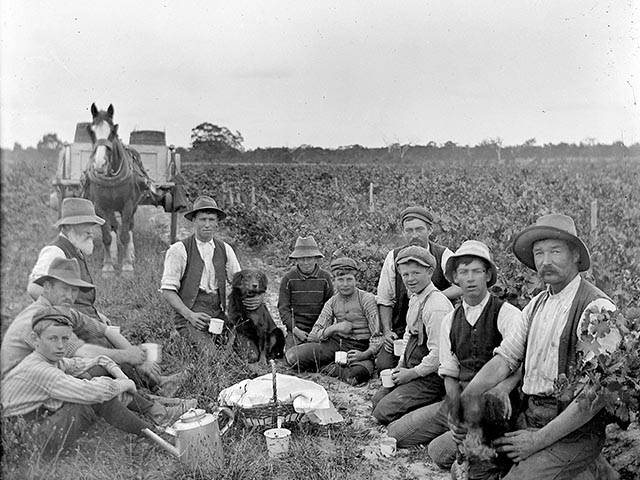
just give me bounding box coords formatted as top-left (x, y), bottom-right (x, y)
top-left (334, 177), bottom-right (338, 190)
top-left (251, 185), bottom-right (256, 206)
top-left (369, 183), bottom-right (374, 212)
top-left (590, 199), bottom-right (598, 245)
top-left (228, 188), bottom-right (234, 206)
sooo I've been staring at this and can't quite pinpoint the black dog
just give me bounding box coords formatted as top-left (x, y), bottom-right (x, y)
top-left (227, 269), bottom-right (285, 364)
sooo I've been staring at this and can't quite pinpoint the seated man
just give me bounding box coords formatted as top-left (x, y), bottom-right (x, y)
top-left (386, 241), bottom-right (522, 479)
top-left (161, 195), bottom-right (263, 351)
top-left (372, 246), bottom-right (453, 425)
top-left (462, 214), bottom-right (619, 480)
top-left (278, 236), bottom-right (333, 350)
top-left (2, 258), bottom-right (193, 426)
top-left (1, 307), bottom-right (156, 458)
top-left (27, 197), bottom-right (173, 393)
top-left (285, 257), bottom-right (381, 385)
top-left (376, 206), bottom-right (461, 371)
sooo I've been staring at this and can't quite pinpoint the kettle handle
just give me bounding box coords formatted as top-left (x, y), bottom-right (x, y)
top-left (215, 406), bottom-right (234, 436)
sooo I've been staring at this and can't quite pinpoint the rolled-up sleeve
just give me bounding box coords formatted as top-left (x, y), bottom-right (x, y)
top-left (362, 292), bottom-right (382, 351)
top-left (307, 299), bottom-right (335, 343)
top-left (160, 242), bottom-right (187, 292)
top-left (437, 311), bottom-right (459, 378)
top-left (494, 302), bottom-right (527, 373)
top-left (376, 250), bottom-right (396, 307)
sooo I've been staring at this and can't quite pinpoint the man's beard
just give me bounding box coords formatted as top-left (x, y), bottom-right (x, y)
top-left (68, 232), bottom-right (94, 256)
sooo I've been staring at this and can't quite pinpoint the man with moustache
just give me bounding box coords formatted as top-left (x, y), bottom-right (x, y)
top-left (376, 206), bottom-right (462, 371)
top-left (461, 214), bottom-right (619, 480)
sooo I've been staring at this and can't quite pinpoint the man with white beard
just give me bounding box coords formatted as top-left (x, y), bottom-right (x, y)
top-left (28, 198), bottom-right (107, 322)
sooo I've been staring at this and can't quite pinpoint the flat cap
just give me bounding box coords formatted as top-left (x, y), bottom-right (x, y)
top-left (400, 206), bottom-right (434, 226)
top-left (32, 306), bottom-right (74, 329)
top-left (395, 245), bottom-right (436, 268)
top-left (330, 257), bottom-right (359, 273)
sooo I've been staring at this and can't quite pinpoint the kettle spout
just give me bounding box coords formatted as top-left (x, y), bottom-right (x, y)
top-left (143, 428), bottom-right (180, 458)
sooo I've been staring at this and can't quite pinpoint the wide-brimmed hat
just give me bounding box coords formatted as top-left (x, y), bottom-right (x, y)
top-left (289, 236), bottom-right (324, 259)
top-left (330, 257), bottom-right (358, 274)
top-left (400, 206), bottom-right (434, 227)
top-left (54, 198), bottom-right (105, 228)
top-left (512, 214), bottom-right (590, 272)
top-left (33, 257), bottom-right (95, 289)
top-left (183, 196), bottom-right (227, 221)
top-left (396, 245), bottom-right (436, 269)
top-left (31, 306), bottom-right (74, 329)
top-left (445, 240), bottom-right (498, 287)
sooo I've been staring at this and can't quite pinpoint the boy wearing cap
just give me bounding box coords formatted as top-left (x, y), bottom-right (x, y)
top-left (2, 258), bottom-right (195, 426)
top-left (376, 206), bottom-right (461, 372)
top-left (387, 241), bottom-right (523, 477)
top-left (161, 195), bottom-right (246, 351)
top-left (462, 214), bottom-right (618, 480)
top-left (372, 245), bottom-right (453, 425)
top-left (1, 307), bottom-right (156, 457)
top-left (278, 236), bottom-right (333, 349)
top-left (285, 258), bottom-right (381, 385)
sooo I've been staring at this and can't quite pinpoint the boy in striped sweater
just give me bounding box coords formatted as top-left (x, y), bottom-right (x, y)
top-left (1, 306), bottom-right (155, 457)
top-left (285, 257), bottom-right (381, 385)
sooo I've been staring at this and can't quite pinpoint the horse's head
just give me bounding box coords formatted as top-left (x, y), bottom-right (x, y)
top-left (88, 103), bottom-right (119, 175)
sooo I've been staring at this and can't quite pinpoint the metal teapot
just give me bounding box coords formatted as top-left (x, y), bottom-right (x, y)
top-left (144, 407), bottom-right (234, 469)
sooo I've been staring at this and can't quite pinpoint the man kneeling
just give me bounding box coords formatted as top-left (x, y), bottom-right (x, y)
top-left (1, 307), bottom-right (156, 457)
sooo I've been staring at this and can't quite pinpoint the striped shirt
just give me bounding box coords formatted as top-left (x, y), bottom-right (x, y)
top-left (2, 352), bottom-right (127, 417)
top-left (0, 297), bottom-right (107, 378)
top-left (308, 289), bottom-right (382, 350)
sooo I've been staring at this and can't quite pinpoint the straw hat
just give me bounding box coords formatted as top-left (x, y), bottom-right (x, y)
top-left (54, 198), bottom-right (105, 228)
top-left (183, 196), bottom-right (227, 221)
top-left (512, 214), bottom-right (590, 272)
top-left (395, 245), bottom-right (436, 268)
top-left (444, 240), bottom-right (498, 287)
top-left (288, 236), bottom-right (324, 259)
top-left (33, 257), bottom-right (95, 289)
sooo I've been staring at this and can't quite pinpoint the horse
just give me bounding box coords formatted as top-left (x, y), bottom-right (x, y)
top-left (83, 103), bottom-right (147, 273)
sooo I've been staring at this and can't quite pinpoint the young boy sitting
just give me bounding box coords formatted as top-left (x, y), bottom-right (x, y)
top-left (285, 257), bottom-right (381, 385)
top-left (278, 236), bottom-right (333, 349)
top-left (1, 306), bottom-right (156, 457)
top-left (371, 246), bottom-right (453, 424)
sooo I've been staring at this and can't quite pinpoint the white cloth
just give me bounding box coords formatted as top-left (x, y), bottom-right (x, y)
top-left (218, 373), bottom-right (331, 413)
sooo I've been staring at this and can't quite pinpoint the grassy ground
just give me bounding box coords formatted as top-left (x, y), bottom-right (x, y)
top-left (0, 153), bottom-right (450, 480)
top-left (2, 152), bottom-right (638, 479)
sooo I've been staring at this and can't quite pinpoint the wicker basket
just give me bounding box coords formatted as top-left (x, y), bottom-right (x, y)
top-left (237, 360), bottom-right (304, 428)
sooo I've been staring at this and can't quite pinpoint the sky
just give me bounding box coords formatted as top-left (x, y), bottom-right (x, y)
top-left (1, 0), bottom-right (639, 150)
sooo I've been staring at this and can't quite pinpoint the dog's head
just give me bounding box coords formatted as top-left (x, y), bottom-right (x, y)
top-left (232, 269), bottom-right (268, 298)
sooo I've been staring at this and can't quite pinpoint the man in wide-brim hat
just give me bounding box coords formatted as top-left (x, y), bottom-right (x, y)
top-left (278, 236), bottom-right (333, 349)
top-left (460, 214), bottom-right (619, 480)
top-left (375, 206), bottom-right (461, 372)
top-left (161, 195), bottom-right (251, 351)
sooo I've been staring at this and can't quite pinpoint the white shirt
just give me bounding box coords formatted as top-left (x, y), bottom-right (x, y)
top-left (28, 241), bottom-right (70, 284)
top-left (521, 275), bottom-right (616, 396)
top-left (160, 238), bottom-right (241, 294)
top-left (376, 245), bottom-right (453, 306)
top-left (438, 292), bottom-right (524, 379)
top-left (397, 283), bottom-right (453, 377)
